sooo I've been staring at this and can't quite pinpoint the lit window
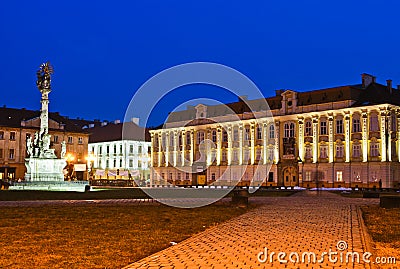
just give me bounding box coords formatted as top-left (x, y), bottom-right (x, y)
top-left (320, 145), bottom-right (328, 159)
top-left (284, 122), bottom-right (295, 138)
top-left (370, 143), bottom-right (379, 157)
top-left (233, 128), bottom-right (239, 141)
top-left (245, 127), bottom-right (250, 141)
top-left (222, 131), bottom-right (228, 142)
top-left (197, 131), bottom-right (205, 144)
top-left (305, 171), bottom-right (312, 181)
top-left (185, 133), bottom-right (190, 145)
top-left (9, 132), bottom-right (16, 141)
top-left (9, 149), bottom-right (14, 159)
top-left (305, 146), bottom-right (312, 159)
top-left (336, 171), bottom-right (343, 182)
top-left (336, 119), bottom-right (343, 134)
top-left (336, 144), bottom-right (344, 158)
top-left (257, 126), bottom-right (262, 140)
top-left (212, 130), bottom-right (217, 142)
top-left (353, 118), bottom-right (361, 132)
top-left (320, 121), bottom-right (327, 135)
top-left (269, 125), bottom-right (275, 139)
top-left (353, 144), bottom-right (361, 158)
top-left (305, 121), bottom-right (312, 136)
top-left (369, 114), bottom-right (379, 131)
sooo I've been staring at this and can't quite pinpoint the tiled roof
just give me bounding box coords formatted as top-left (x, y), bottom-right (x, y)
top-left (88, 122), bottom-right (151, 143)
top-left (0, 107), bottom-right (95, 133)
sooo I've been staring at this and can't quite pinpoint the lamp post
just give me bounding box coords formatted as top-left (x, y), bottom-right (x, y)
top-left (65, 153), bottom-right (75, 181)
top-left (86, 153), bottom-right (96, 181)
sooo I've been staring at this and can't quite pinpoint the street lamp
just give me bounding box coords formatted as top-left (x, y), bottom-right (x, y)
top-left (86, 153), bottom-right (96, 181)
top-left (65, 153), bottom-right (75, 180)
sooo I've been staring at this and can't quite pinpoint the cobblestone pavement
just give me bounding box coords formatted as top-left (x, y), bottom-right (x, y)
top-left (124, 191), bottom-right (379, 269)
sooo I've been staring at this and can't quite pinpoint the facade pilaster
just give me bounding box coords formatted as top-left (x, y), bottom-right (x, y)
top-left (345, 112), bottom-right (351, 162)
top-left (362, 110), bottom-right (368, 162)
top-left (328, 114), bottom-right (334, 163)
top-left (298, 117), bottom-right (304, 161)
top-left (274, 121), bottom-right (280, 164)
top-left (312, 116), bottom-right (318, 163)
top-left (250, 122), bottom-right (255, 165)
top-left (227, 125), bottom-right (232, 165)
top-left (380, 109), bottom-right (387, 162)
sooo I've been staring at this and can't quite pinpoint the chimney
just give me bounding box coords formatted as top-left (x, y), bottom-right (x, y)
top-left (114, 119), bottom-right (121, 124)
top-left (361, 73), bottom-right (376, 88)
top-left (131, 117), bottom-right (139, 125)
top-left (387, 79), bottom-right (393, 94)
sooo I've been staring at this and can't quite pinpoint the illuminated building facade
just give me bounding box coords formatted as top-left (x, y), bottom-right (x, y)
top-left (150, 74), bottom-right (400, 189)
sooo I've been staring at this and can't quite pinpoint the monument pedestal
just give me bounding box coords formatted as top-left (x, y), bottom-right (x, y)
top-left (24, 157), bottom-right (66, 181)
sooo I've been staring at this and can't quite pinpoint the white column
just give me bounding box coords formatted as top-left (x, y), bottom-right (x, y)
top-left (250, 122), bottom-right (255, 165)
top-left (397, 111), bottom-right (400, 162)
top-left (362, 111), bottom-right (368, 162)
top-left (345, 113), bottom-right (351, 162)
top-left (312, 116), bottom-right (318, 163)
top-left (173, 130), bottom-right (178, 167)
top-left (263, 122), bottom-right (268, 165)
top-left (328, 115), bottom-right (334, 163)
top-left (190, 130), bottom-right (194, 165)
top-left (217, 127), bottom-right (222, 165)
top-left (388, 111), bottom-right (392, 162)
top-left (150, 133), bottom-right (155, 168)
top-left (206, 129), bottom-right (212, 166)
top-left (380, 110), bottom-right (387, 162)
top-left (239, 124), bottom-right (243, 165)
top-left (157, 132), bottom-right (162, 167)
top-left (227, 126), bottom-right (232, 165)
top-left (274, 121), bottom-right (280, 164)
top-left (298, 117), bottom-right (304, 161)
top-left (165, 132), bottom-right (169, 167)
top-left (181, 130), bottom-right (185, 166)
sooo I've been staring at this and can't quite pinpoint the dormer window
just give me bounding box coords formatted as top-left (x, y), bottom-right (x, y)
top-left (195, 104), bottom-right (207, 119)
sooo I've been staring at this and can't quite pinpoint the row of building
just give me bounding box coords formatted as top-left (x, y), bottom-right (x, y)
top-left (0, 107), bottom-right (151, 182)
top-left (1, 73), bottom-right (400, 188)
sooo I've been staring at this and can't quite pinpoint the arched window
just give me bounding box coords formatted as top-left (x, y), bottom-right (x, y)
top-left (284, 122), bottom-right (295, 138)
top-left (269, 125), bottom-right (275, 139)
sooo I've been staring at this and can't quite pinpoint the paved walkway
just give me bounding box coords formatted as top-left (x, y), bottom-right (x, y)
top-left (124, 191), bottom-right (379, 269)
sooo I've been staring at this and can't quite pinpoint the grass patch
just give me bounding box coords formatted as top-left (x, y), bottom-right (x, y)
top-left (0, 188), bottom-right (149, 201)
top-left (0, 188), bottom-right (299, 201)
top-left (0, 203), bottom-right (249, 269)
top-left (361, 205), bottom-right (400, 263)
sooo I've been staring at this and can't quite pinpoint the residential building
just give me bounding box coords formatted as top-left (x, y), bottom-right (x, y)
top-left (88, 119), bottom-right (151, 183)
top-left (0, 107), bottom-right (91, 180)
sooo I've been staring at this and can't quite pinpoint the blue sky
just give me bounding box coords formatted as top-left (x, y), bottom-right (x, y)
top-left (1, 0), bottom-right (400, 127)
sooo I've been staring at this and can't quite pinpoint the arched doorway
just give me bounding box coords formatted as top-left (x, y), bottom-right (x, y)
top-left (283, 166), bottom-right (298, 187)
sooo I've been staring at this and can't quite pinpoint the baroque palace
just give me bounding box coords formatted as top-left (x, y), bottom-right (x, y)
top-left (150, 74), bottom-right (400, 189)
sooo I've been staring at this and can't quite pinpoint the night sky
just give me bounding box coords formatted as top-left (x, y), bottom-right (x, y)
top-left (1, 1), bottom-right (400, 127)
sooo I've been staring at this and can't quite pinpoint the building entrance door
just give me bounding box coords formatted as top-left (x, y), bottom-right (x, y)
top-left (283, 166), bottom-right (298, 187)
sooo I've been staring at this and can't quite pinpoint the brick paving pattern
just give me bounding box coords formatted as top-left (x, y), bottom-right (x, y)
top-left (124, 191), bottom-right (379, 269)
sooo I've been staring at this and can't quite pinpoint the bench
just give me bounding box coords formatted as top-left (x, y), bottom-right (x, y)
top-left (232, 188), bottom-right (249, 206)
top-left (380, 195), bottom-right (400, 208)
